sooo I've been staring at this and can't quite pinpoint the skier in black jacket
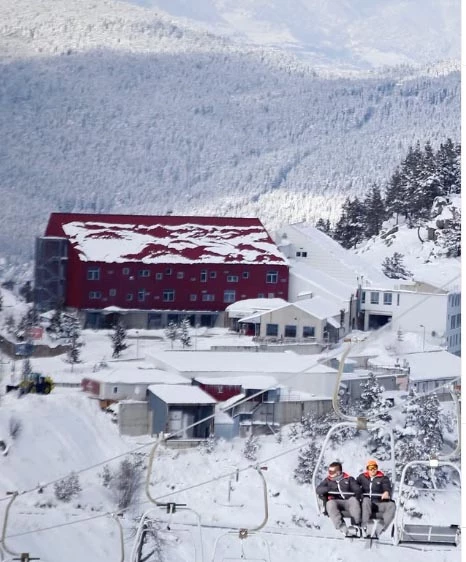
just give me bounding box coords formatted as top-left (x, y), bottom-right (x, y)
top-left (357, 459), bottom-right (396, 537)
top-left (316, 461), bottom-right (362, 536)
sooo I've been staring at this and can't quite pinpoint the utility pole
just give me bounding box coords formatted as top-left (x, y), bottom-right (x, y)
top-left (14, 554), bottom-right (40, 561)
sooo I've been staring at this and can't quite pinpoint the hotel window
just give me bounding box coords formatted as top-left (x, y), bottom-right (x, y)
top-left (370, 292), bottom-right (379, 304)
top-left (202, 294), bottom-right (215, 302)
top-left (165, 268), bottom-right (172, 276)
top-left (89, 291), bottom-right (102, 299)
top-left (109, 289), bottom-right (117, 297)
top-left (155, 272), bottom-right (163, 280)
top-left (266, 271), bottom-right (278, 284)
top-left (200, 270), bottom-right (207, 282)
top-left (190, 294), bottom-right (197, 302)
top-left (227, 275), bottom-right (239, 283)
top-left (139, 269), bottom-right (150, 277)
top-left (242, 271), bottom-right (249, 279)
top-left (177, 272), bottom-right (184, 279)
top-left (266, 323), bottom-right (279, 337)
top-left (122, 267), bottom-right (130, 276)
top-left (383, 292), bottom-right (392, 305)
top-left (210, 271), bottom-right (217, 279)
top-left (138, 290), bottom-right (146, 302)
top-left (126, 293), bottom-right (133, 301)
top-left (163, 289), bottom-right (175, 302)
top-left (224, 290), bottom-right (236, 303)
top-left (303, 326), bottom-right (315, 338)
top-left (87, 267), bottom-right (100, 281)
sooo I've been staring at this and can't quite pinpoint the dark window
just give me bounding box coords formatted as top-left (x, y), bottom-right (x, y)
top-left (163, 290), bottom-right (175, 302)
top-left (266, 271), bottom-right (278, 284)
top-left (397, 294), bottom-right (400, 305)
top-left (210, 271), bottom-right (217, 279)
top-left (227, 275), bottom-right (239, 282)
top-left (177, 272), bottom-right (184, 279)
top-left (284, 325), bottom-right (297, 338)
top-left (139, 269), bottom-right (150, 277)
top-left (155, 272), bottom-right (163, 280)
top-left (122, 267), bottom-right (130, 276)
top-left (89, 291), bottom-right (102, 299)
top-left (138, 290), bottom-right (146, 302)
top-left (266, 324), bottom-right (278, 336)
top-left (200, 270), bottom-right (207, 282)
top-left (165, 268), bottom-right (172, 276)
top-left (361, 291), bottom-right (366, 303)
top-left (190, 294), bottom-right (197, 302)
top-left (370, 292), bottom-right (379, 304)
top-left (202, 294), bottom-right (215, 302)
top-left (126, 293), bottom-right (133, 301)
top-left (109, 289), bottom-right (117, 297)
top-left (242, 271), bottom-right (249, 279)
top-left (383, 292), bottom-right (392, 305)
top-left (87, 267), bottom-right (100, 281)
top-left (303, 326), bottom-right (315, 338)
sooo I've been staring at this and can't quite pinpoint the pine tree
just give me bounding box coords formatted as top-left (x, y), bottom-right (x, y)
top-left (385, 168), bottom-right (407, 224)
top-left (435, 207), bottom-right (461, 257)
top-left (382, 252), bottom-right (413, 279)
top-left (243, 434), bottom-right (260, 461)
top-left (111, 321), bottom-right (128, 358)
top-left (165, 321), bottom-right (179, 349)
top-left (333, 197), bottom-right (365, 249)
top-left (22, 357), bottom-right (33, 381)
top-left (179, 318), bottom-right (192, 348)
top-left (316, 218), bottom-right (331, 234)
top-left (363, 184), bottom-right (386, 238)
top-left (294, 442), bottom-right (320, 484)
top-left (437, 138), bottom-right (461, 195)
top-left (359, 373), bottom-right (392, 458)
top-left (48, 309), bottom-right (63, 339)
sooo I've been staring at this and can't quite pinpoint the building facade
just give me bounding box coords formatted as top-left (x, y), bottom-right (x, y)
top-left (34, 213), bottom-right (289, 329)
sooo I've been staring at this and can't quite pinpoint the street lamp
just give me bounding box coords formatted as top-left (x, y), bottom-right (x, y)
top-left (419, 324), bottom-right (426, 352)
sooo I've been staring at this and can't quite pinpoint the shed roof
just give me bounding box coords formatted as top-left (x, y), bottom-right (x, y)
top-left (148, 384), bottom-right (217, 404)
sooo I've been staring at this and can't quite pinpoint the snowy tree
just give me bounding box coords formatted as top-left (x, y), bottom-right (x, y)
top-left (19, 281), bottom-right (33, 303)
top-left (54, 473), bottom-right (82, 502)
top-left (64, 316), bottom-right (83, 367)
top-left (47, 309), bottom-right (63, 339)
top-left (111, 321), bottom-right (127, 358)
top-left (198, 434), bottom-right (217, 455)
top-left (5, 315), bottom-right (15, 334)
top-left (333, 196), bottom-right (366, 249)
top-left (382, 252), bottom-right (413, 279)
top-left (164, 321), bottom-right (179, 349)
top-left (315, 218), bottom-right (331, 234)
top-left (359, 373), bottom-right (392, 459)
top-left (435, 207), bottom-right (461, 257)
top-left (21, 357), bottom-right (33, 381)
top-left (294, 441), bottom-right (320, 484)
top-left (243, 434), bottom-right (260, 461)
top-left (363, 184), bottom-right (386, 238)
top-left (179, 318), bottom-right (192, 348)
top-left (113, 458), bottom-right (142, 509)
top-left (15, 307), bottom-right (38, 341)
top-left (437, 138), bottom-right (461, 195)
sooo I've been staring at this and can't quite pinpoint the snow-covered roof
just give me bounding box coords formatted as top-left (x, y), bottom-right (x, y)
top-left (147, 351), bottom-right (319, 373)
top-left (46, 213), bottom-right (287, 265)
top-left (225, 298), bottom-right (288, 317)
top-left (86, 367), bottom-right (189, 385)
top-left (398, 350), bottom-right (461, 382)
top-left (195, 375), bottom-right (278, 389)
top-left (147, 384), bottom-right (217, 404)
top-left (283, 223), bottom-right (396, 288)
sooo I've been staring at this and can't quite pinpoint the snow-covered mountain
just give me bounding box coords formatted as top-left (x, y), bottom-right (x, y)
top-left (125, 0), bottom-right (460, 71)
top-left (0, 0), bottom-right (460, 261)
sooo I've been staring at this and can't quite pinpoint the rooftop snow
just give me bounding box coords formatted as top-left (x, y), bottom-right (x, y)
top-left (147, 384), bottom-right (217, 404)
top-left (195, 375), bottom-right (278, 389)
top-left (87, 367), bottom-right (189, 385)
top-left (56, 216), bottom-right (288, 265)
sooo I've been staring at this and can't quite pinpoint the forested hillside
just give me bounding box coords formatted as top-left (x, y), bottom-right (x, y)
top-left (0, 0), bottom-right (460, 259)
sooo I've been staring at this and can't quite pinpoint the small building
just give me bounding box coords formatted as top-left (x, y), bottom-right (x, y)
top-left (81, 362), bottom-right (189, 407)
top-left (147, 384), bottom-right (216, 439)
top-left (238, 296), bottom-right (344, 343)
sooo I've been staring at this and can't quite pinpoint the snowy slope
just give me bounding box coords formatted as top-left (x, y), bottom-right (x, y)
top-left (124, 0), bottom-right (460, 70)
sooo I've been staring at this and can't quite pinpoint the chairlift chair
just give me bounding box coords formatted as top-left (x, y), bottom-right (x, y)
top-left (393, 459), bottom-right (461, 547)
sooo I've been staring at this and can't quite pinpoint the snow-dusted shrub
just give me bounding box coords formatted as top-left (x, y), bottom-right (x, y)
top-left (8, 416), bottom-right (22, 440)
top-left (54, 473), bottom-right (82, 502)
top-left (113, 458), bottom-right (142, 509)
top-left (243, 434), bottom-right (260, 461)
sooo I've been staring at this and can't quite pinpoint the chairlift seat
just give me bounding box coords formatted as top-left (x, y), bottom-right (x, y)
top-left (399, 524), bottom-right (460, 546)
